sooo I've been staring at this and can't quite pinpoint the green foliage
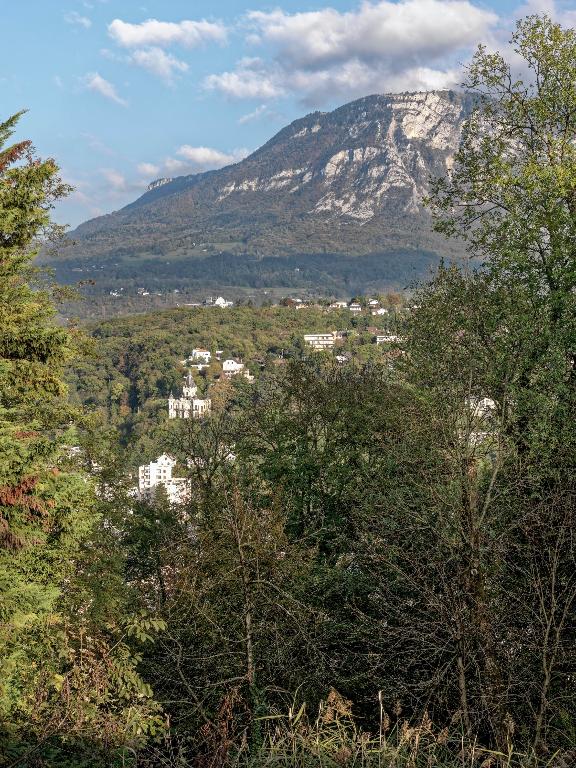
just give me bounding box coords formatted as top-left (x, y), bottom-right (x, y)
top-left (49, 250), bottom-right (443, 313)
top-left (4, 13), bottom-right (576, 766)
top-left (0, 113), bottom-right (162, 763)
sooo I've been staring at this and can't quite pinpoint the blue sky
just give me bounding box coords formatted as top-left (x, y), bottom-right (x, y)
top-left (1, 0), bottom-right (572, 227)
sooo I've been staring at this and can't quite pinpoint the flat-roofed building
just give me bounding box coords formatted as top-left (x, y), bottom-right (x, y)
top-left (304, 332), bottom-right (336, 350)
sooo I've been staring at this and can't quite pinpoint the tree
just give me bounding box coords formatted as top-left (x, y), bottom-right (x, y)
top-left (0, 113), bottom-right (161, 764)
top-left (417, 16), bottom-right (576, 754)
top-left (430, 15), bottom-right (576, 329)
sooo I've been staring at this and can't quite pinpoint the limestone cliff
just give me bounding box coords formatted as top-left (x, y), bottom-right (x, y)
top-left (69, 90), bottom-right (474, 261)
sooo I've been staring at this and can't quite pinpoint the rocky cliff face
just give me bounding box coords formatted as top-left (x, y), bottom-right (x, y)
top-left (215, 91), bottom-right (466, 221)
top-left (70, 91), bottom-right (474, 261)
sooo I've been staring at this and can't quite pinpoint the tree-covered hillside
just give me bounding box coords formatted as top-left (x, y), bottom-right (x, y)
top-left (3, 15), bottom-right (576, 768)
top-left (67, 302), bottom-right (403, 468)
top-left (43, 91), bottom-right (471, 300)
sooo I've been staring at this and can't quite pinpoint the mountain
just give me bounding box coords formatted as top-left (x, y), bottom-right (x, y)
top-left (57, 91), bottom-right (474, 297)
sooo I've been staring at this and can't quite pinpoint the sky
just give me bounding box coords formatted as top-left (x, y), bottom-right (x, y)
top-left (2, 0), bottom-right (574, 227)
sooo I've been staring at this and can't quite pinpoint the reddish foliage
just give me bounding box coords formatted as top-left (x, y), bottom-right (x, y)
top-left (0, 139), bottom-right (32, 173)
top-left (0, 517), bottom-right (25, 550)
top-left (0, 476), bottom-right (53, 549)
top-left (0, 475), bottom-right (47, 515)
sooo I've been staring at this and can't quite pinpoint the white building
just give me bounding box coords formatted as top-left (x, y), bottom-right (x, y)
top-left (467, 396), bottom-right (497, 418)
top-left (223, 359), bottom-right (244, 377)
top-left (168, 373), bottom-right (211, 419)
top-left (138, 454), bottom-right (190, 505)
top-left (190, 348), bottom-right (211, 364)
top-left (214, 296), bottom-right (233, 308)
top-left (329, 301), bottom-right (348, 310)
top-left (304, 332), bottom-right (336, 350)
top-left (222, 359), bottom-right (254, 382)
top-left (375, 334), bottom-right (402, 345)
top-left (372, 307), bottom-right (389, 316)
top-left (349, 302), bottom-right (362, 313)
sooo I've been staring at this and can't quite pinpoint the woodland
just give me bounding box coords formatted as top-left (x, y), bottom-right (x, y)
top-left (1, 16), bottom-right (576, 768)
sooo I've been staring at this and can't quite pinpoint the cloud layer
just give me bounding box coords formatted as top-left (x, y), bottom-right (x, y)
top-left (206, 0), bottom-right (498, 104)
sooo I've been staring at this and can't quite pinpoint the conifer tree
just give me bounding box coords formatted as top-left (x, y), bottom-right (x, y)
top-left (0, 113), bottom-right (161, 764)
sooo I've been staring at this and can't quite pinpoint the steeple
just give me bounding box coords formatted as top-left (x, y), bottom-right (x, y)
top-left (182, 371), bottom-right (198, 399)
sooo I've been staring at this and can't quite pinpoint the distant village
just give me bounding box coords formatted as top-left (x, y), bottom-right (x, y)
top-left (103, 290), bottom-right (412, 314)
top-left (136, 293), bottom-right (407, 504)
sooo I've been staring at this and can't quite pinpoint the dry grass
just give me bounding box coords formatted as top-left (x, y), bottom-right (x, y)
top-left (142, 689), bottom-right (574, 768)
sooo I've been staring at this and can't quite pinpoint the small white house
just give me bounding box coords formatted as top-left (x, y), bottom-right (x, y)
top-left (191, 348), bottom-right (211, 363)
top-left (222, 359), bottom-right (254, 381)
top-left (375, 334), bottom-right (402, 345)
top-left (349, 302), bottom-right (362, 313)
top-left (467, 396), bottom-right (497, 418)
top-left (223, 359), bottom-right (245, 377)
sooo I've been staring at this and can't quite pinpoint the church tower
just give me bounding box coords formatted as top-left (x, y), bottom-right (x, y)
top-left (182, 371), bottom-right (198, 399)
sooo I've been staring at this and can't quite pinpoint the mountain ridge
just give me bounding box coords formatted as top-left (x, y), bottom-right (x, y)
top-left (54, 91), bottom-right (474, 298)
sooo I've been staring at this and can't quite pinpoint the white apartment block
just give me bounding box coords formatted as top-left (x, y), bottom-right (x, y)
top-left (138, 454), bottom-right (190, 505)
top-left (304, 332), bottom-right (336, 350)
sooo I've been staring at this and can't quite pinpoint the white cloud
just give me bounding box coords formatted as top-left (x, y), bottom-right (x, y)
top-left (140, 145), bottom-right (250, 179)
top-left (163, 157), bottom-right (189, 174)
top-left (238, 104), bottom-right (269, 124)
top-left (137, 162), bottom-right (161, 177)
top-left (206, 0), bottom-right (499, 105)
top-left (100, 168), bottom-right (128, 191)
top-left (176, 145), bottom-right (249, 169)
top-left (83, 72), bottom-right (127, 106)
top-left (108, 17), bottom-right (227, 48)
top-left (130, 47), bottom-right (188, 81)
top-left (246, 1), bottom-right (495, 69)
top-left (64, 11), bottom-right (92, 28)
top-left (205, 57), bottom-right (285, 99)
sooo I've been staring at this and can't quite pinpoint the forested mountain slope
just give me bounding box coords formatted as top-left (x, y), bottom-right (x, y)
top-left (67, 91), bottom-right (474, 264)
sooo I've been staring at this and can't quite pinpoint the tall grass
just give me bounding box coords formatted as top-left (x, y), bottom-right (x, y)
top-left (140, 689), bottom-right (573, 768)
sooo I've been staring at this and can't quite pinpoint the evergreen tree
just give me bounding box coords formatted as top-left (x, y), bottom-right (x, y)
top-left (0, 113), bottom-right (161, 764)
